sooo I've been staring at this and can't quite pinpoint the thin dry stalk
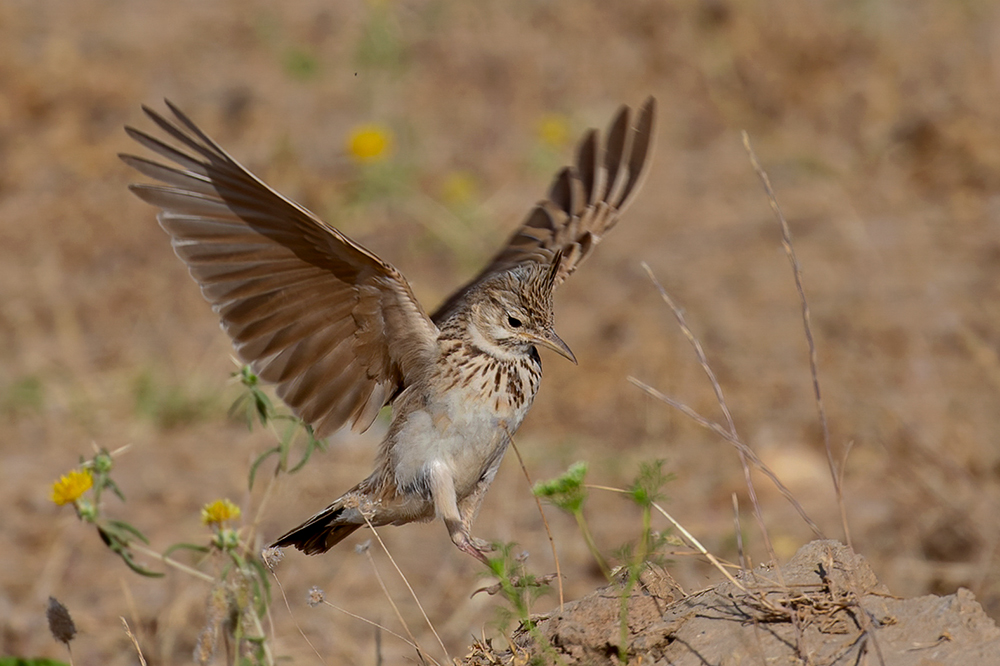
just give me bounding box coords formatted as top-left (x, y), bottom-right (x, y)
top-left (321, 596), bottom-right (424, 659)
top-left (266, 570), bottom-right (327, 665)
top-left (741, 131), bottom-right (851, 549)
top-left (628, 377), bottom-right (821, 537)
top-left (244, 462), bottom-right (281, 557)
top-left (118, 579), bottom-right (142, 648)
top-left (585, 483), bottom-right (749, 594)
top-left (634, 260), bottom-right (826, 657)
top-left (638, 262), bottom-right (782, 569)
top-left (361, 545), bottom-right (431, 666)
top-left (741, 136), bottom-right (884, 665)
top-left (362, 514), bottom-right (450, 664)
top-left (507, 430), bottom-right (565, 610)
top-left (128, 542), bottom-right (215, 582)
top-left (120, 617), bottom-right (147, 666)
top-left (649, 500), bottom-right (750, 594)
top-left (732, 493), bottom-right (746, 570)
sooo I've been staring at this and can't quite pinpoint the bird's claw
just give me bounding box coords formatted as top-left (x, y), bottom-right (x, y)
top-left (451, 530), bottom-right (492, 564)
top-left (470, 537), bottom-right (496, 553)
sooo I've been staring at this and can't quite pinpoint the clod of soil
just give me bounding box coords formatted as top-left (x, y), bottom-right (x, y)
top-left (463, 540), bottom-right (1000, 665)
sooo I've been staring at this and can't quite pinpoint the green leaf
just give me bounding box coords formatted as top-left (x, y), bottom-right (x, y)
top-left (628, 459), bottom-right (673, 508)
top-left (229, 366), bottom-right (274, 430)
top-left (164, 542), bottom-right (211, 557)
top-left (119, 550), bottom-right (165, 578)
top-left (104, 477), bottom-right (126, 503)
top-left (532, 461), bottom-right (588, 513)
top-left (105, 519), bottom-right (151, 545)
top-left (288, 422), bottom-right (327, 473)
top-left (248, 445), bottom-right (281, 490)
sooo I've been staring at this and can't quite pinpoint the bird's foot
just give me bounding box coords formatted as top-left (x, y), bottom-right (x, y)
top-left (450, 529), bottom-right (492, 564)
top-left (470, 536), bottom-right (496, 553)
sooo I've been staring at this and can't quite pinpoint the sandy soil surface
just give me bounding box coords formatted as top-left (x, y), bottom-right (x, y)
top-left (3, 0), bottom-right (1000, 664)
top-left (469, 541), bottom-right (1000, 665)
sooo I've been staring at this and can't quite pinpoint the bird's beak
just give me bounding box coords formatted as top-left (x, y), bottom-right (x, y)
top-left (532, 330), bottom-right (577, 364)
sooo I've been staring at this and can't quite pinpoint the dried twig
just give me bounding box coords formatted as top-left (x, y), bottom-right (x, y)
top-left (628, 376), bottom-right (822, 537)
top-left (362, 514), bottom-right (449, 664)
top-left (741, 131), bottom-right (850, 549)
top-left (120, 617), bottom-right (146, 666)
top-left (507, 429), bottom-right (565, 611)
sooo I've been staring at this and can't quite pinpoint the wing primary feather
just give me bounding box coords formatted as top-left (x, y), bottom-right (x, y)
top-left (125, 102), bottom-right (440, 439)
top-left (576, 130), bottom-right (599, 206)
top-left (600, 105), bottom-right (630, 203)
top-left (140, 105), bottom-right (224, 165)
top-left (615, 96), bottom-right (657, 210)
top-left (163, 99), bottom-right (234, 157)
top-left (548, 168), bottom-right (574, 217)
top-left (430, 97), bottom-right (656, 324)
top-left (124, 127), bottom-right (211, 176)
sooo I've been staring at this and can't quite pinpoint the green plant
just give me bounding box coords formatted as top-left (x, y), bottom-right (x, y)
top-left (481, 543), bottom-right (563, 666)
top-left (229, 365), bottom-right (329, 490)
top-left (533, 461), bottom-right (610, 578)
top-left (533, 460), bottom-right (674, 664)
top-left (50, 366), bottom-right (335, 665)
top-left (611, 460), bottom-right (674, 663)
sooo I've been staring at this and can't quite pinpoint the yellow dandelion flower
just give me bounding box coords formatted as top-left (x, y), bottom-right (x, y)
top-left (440, 171), bottom-right (478, 207)
top-left (201, 499), bottom-right (241, 526)
top-left (51, 469), bottom-right (93, 506)
top-left (537, 114), bottom-right (570, 149)
top-left (347, 124), bottom-right (392, 163)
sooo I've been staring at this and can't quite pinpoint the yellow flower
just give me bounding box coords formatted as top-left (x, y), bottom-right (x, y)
top-left (440, 171), bottom-right (478, 207)
top-left (347, 124), bottom-right (392, 163)
top-left (537, 114), bottom-right (570, 149)
top-left (51, 469), bottom-right (93, 506)
top-left (201, 499), bottom-right (241, 526)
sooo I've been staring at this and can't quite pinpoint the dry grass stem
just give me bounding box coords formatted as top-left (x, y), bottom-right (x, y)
top-left (128, 543), bottom-right (215, 583)
top-left (585, 483), bottom-right (748, 593)
top-left (637, 261), bottom-right (784, 568)
top-left (361, 514), bottom-right (449, 665)
top-left (738, 136), bottom-right (881, 661)
top-left (741, 131), bottom-right (850, 549)
top-left (361, 545), bottom-right (432, 665)
top-left (322, 598), bottom-right (421, 658)
top-left (120, 617), bottom-right (147, 666)
top-left (267, 570), bottom-right (327, 665)
top-left (649, 500), bottom-right (749, 594)
top-left (732, 493), bottom-right (746, 570)
top-left (244, 466), bottom-right (282, 558)
top-left (628, 376), bottom-right (822, 537)
top-left (507, 431), bottom-right (565, 610)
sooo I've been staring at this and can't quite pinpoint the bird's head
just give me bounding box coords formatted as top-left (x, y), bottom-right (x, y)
top-left (468, 256), bottom-right (576, 364)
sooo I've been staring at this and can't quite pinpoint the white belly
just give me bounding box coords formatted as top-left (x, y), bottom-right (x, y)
top-left (391, 359), bottom-right (538, 500)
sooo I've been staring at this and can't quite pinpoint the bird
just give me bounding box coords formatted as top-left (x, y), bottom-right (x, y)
top-left (121, 97), bottom-right (656, 562)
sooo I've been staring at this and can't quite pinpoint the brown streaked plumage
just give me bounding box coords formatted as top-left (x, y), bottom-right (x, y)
top-left (122, 98), bottom-right (656, 562)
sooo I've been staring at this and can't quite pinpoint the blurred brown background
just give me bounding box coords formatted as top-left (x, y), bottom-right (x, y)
top-left (3, 0), bottom-right (1000, 663)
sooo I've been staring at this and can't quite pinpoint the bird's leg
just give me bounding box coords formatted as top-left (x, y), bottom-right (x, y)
top-left (457, 476), bottom-right (497, 554)
top-left (427, 461), bottom-right (491, 564)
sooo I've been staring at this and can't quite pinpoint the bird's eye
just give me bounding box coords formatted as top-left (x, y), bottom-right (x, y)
top-left (507, 315), bottom-right (522, 328)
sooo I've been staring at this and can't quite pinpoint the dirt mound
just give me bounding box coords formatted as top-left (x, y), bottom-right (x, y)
top-left (464, 541), bottom-right (1000, 665)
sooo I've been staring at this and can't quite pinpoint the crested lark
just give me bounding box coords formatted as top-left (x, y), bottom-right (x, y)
top-left (122, 98), bottom-right (656, 562)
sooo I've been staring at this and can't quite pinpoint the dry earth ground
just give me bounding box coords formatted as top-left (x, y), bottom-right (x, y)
top-left (472, 541), bottom-right (1000, 665)
top-left (2, 0), bottom-right (1000, 664)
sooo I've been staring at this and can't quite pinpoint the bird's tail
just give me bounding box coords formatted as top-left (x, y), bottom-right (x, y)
top-left (270, 500), bottom-right (362, 555)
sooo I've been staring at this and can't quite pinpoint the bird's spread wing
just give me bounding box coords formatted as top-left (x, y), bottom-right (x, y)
top-left (121, 101), bottom-right (438, 437)
top-left (432, 97), bottom-right (656, 324)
